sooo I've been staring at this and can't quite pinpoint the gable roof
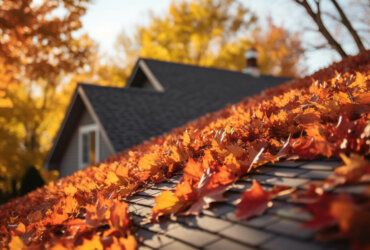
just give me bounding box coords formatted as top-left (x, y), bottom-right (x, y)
top-left (79, 85), bottom-right (167, 152)
top-left (128, 58), bottom-right (290, 94)
top-left (121, 58), bottom-right (289, 147)
top-left (45, 86), bottom-right (116, 170)
top-left (2, 51), bottom-right (369, 249)
top-left (45, 59), bottom-right (289, 170)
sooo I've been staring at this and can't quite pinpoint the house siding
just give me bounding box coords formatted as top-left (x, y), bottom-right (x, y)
top-left (58, 109), bottom-right (112, 177)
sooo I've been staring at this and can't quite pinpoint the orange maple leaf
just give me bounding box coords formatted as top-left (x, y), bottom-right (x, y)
top-left (151, 191), bottom-right (185, 220)
top-left (335, 153), bottom-right (370, 183)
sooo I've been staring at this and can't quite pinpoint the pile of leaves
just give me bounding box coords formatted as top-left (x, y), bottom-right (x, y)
top-left (0, 51), bottom-right (369, 249)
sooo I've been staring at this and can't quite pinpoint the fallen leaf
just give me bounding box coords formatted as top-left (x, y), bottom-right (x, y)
top-left (75, 235), bottom-right (103, 250)
top-left (235, 180), bottom-right (271, 220)
top-left (9, 236), bottom-right (24, 250)
top-left (151, 191), bottom-right (185, 221)
top-left (335, 153), bottom-right (370, 183)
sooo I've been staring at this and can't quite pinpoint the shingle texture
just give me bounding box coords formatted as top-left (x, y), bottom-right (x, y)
top-left (126, 160), bottom-right (350, 250)
top-left (82, 59), bottom-right (289, 152)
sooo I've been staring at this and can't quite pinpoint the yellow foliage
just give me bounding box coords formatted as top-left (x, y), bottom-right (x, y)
top-left (115, 1), bottom-right (304, 77)
top-left (64, 185), bottom-right (78, 196)
top-left (252, 19), bottom-right (305, 77)
top-left (9, 236), bottom-right (24, 250)
top-left (75, 235), bottom-right (103, 250)
top-left (105, 172), bottom-right (119, 186)
top-left (138, 153), bottom-right (161, 173)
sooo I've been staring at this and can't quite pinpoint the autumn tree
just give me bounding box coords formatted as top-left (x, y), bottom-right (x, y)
top-left (0, 0), bottom-right (93, 198)
top-left (293, 0), bottom-right (369, 58)
top-left (0, 0), bottom-right (92, 81)
top-left (114, 0), bottom-right (305, 79)
top-left (113, 0), bottom-right (256, 80)
top-left (251, 20), bottom-right (306, 77)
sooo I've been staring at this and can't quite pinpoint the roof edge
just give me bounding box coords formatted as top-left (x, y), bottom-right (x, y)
top-left (44, 86), bottom-right (80, 170)
top-left (125, 59), bottom-right (141, 88)
top-left (140, 57), bottom-right (292, 81)
top-left (44, 84), bottom-right (117, 171)
top-left (125, 58), bottom-right (165, 92)
top-left (138, 60), bottom-right (165, 92)
top-left (78, 86), bottom-right (117, 155)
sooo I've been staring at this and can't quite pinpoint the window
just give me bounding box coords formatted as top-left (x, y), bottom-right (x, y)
top-left (79, 124), bottom-right (99, 169)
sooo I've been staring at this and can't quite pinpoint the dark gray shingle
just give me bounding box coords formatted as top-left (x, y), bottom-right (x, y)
top-left (81, 59), bottom-right (289, 153)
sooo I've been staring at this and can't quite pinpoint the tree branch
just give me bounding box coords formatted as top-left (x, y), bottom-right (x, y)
top-left (330, 0), bottom-right (366, 53)
top-left (321, 11), bottom-right (341, 23)
top-left (294, 0), bottom-right (348, 58)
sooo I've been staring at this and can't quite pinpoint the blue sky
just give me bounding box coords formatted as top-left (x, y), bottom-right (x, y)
top-left (80, 0), bottom-right (353, 74)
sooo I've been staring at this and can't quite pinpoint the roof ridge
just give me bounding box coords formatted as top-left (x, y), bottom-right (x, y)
top-left (78, 82), bottom-right (163, 95)
top-left (140, 57), bottom-right (290, 80)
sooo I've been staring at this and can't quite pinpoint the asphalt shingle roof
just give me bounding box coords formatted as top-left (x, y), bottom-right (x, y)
top-left (82, 59), bottom-right (289, 152)
top-left (127, 160), bottom-right (352, 250)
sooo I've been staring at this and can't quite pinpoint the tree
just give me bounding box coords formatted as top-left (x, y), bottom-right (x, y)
top-left (114, 0), bottom-right (305, 78)
top-left (114, 0), bottom-right (257, 78)
top-left (0, 0), bottom-right (91, 82)
top-left (140, 0), bottom-right (257, 65)
top-left (0, 0), bottom-right (93, 199)
top-left (251, 20), bottom-right (306, 77)
top-left (206, 20), bottom-right (306, 77)
top-left (293, 0), bottom-right (369, 58)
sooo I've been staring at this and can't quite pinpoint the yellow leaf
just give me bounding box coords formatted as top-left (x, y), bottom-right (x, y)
top-left (0, 98), bottom-right (13, 108)
top-left (138, 153), bottom-right (160, 172)
top-left (16, 222), bottom-right (25, 233)
top-left (116, 164), bottom-right (129, 178)
top-left (75, 235), bottom-right (103, 250)
top-left (183, 132), bottom-right (191, 147)
top-left (51, 243), bottom-right (68, 250)
top-left (64, 185), bottom-right (77, 196)
top-left (152, 190), bottom-right (184, 216)
top-left (9, 236), bottom-right (24, 250)
top-left (63, 196), bottom-right (79, 214)
top-left (349, 72), bottom-right (365, 88)
top-left (105, 172), bottom-right (119, 186)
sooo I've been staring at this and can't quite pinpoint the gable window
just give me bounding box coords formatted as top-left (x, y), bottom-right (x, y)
top-left (79, 124), bottom-right (99, 169)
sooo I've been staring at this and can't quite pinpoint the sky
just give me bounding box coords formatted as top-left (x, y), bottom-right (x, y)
top-left (80, 0), bottom-right (360, 75)
top-left (81, 0), bottom-right (173, 55)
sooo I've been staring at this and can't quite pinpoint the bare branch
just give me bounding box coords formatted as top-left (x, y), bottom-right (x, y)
top-left (321, 11), bottom-right (341, 23)
top-left (306, 44), bottom-right (331, 53)
top-left (293, 0), bottom-right (348, 58)
top-left (330, 0), bottom-right (366, 52)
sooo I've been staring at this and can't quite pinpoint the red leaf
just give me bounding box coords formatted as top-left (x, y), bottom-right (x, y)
top-left (185, 185), bottom-right (229, 215)
top-left (183, 167), bottom-right (235, 215)
top-left (355, 92), bottom-right (370, 104)
top-left (302, 193), bottom-right (339, 230)
top-left (235, 180), bottom-right (272, 220)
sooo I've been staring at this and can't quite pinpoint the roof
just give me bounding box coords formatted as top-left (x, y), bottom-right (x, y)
top-left (88, 58), bottom-right (289, 152)
top-left (79, 85), bottom-right (166, 152)
top-left (46, 59), bottom-right (289, 168)
top-left (2, 51), bottom-right (368, 249)
top-left (129, 58), bottom-right (290, 91)
top-left (127, 159), bottom-right (348, 250)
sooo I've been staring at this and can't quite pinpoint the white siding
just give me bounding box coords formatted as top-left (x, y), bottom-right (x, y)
top-left (58, 110), bottom-right (112, 177)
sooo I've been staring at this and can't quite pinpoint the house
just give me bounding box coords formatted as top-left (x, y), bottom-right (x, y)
top-left (45, 56), bottom-right (289, 177)
top-left (2, 51), bottom-right (369, 250)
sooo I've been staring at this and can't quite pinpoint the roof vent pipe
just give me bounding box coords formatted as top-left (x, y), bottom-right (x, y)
top-left (243, 48), bottom-right (260, 77)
